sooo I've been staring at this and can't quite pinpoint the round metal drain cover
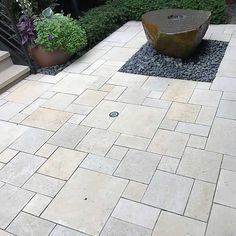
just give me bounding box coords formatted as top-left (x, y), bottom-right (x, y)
top-left (109, 111), bottom-right (119, 118)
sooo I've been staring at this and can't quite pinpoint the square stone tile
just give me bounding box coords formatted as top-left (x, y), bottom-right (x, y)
top-left (93, 64), bottom-right (119, 78)
top-left (10, 112), bottom-right (28, 124)
top-left (196, 106), bottom-right (216, 126)
top-left (115, 149), bottom-right (161, 184)
top-left (80, 154), bottom-right (119, 175)
top-left (81, 100), bottom-right (126, 129)
top-left (0, 152), bottom-right (45, 186)
top-left (22, 108), bottom-right (72, 131)
top-left (187, 135), bottom-right (207, 149)
top-left (10, 128), bottom-right (53, 154)
top-left (105, 86), bottom-right (126, 100)
top-left (0, 149), bottom-right (18, 163)
top-left (42, 169), bottom-right (128, 236)
top-left (77, 128), bottom-right (119, 156)
top-left (159, 119), bottom-right (178, 131)
top-left (23, 173), bottom-right (65, 197)
top-left (112, 198), bottom-right (160, 229)
top-left (142, 76), bottom-right (171, 92)
top-left (166, 102), bottom-right (201, 122)
top-left (106, 145), bottom-right (128, 161)
top-left (23, 194), bottom-right (52, 216)
top-left (7, 212), bottom-right (55, 236)
top-left (206, 118), bottom-right (236, 156)
top-left (35, 144), bottom-right (57, 158)
top-left (162, 80), bottom-right (196, 102)
top-left (6, 81), bottom-right (51, 104)
top-left (0, 184), bottom-right (34, 229)
top-left (21, 98), bottom-right (46, 115)
top-left (205, 204), bottom-right (236, 236)
top-left (158, 156), bottom-right (179, 173)
top-left (49, 123), bottom-right (90, 149)
top-left (42, 93), bottom-right (77, 110)
top-left (222, 155), bottom-right (236, 172)
top-left (100, 217), bottom-right (152, 236)
top-left (68, 114), bottom-right (86, 125)
top-left (50, 225), bottom-right (87, 236)
top-left (214, 169), bottom-right (236, 208)
top-left (74, 90), bottom-right (107, 106)
top-left (39, 148), bottom-right (86, 180)
top-left (148, 91), bottom-right (163, 99)
top-left (0, 102), bottom-right (26, 121)
top-left (66, 103), bottom-right (93, 115)
top-left (39, 72), bottom-right (67, 84)
top-left (142, 171), bottom-right (193, 214)
top-left (110, 104), bottom-right (166, 138)
top-left (122, 181), bottom-right (147, 202)
top-left (189, 89), bottom-right (222, 107)
top-left (177, 147), bottom-right (222, 183)
top-left (217, 100), bottom-right (236, 119)
top-left (211, 76), bottom-right (236, 92)
top-left (176, 122), bottom-right (210, 137)
top-left (185, 180), bottom-right (215, 222)
top-left (148, 129), bottom-right (189, 158)
top-left (152, 211), bottom-right (206, 236)
top-left (117, 88), bottom-right (149, 104)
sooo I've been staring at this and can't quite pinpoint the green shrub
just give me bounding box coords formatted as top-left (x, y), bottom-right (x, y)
top-left (35, 14), bottom-right (87, 54)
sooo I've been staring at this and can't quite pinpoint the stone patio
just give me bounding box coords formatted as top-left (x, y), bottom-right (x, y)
top-left (0, 22), bottom-right (236, 236)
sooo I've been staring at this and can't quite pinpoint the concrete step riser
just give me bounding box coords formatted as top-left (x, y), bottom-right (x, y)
top-left (0, 57), bottom-right (13, 72)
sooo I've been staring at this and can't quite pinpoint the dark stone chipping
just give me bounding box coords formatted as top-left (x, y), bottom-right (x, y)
top-left (119, 40), bottom-right (228, 82)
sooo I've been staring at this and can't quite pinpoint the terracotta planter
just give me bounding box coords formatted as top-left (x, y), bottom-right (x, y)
top-left (30, 46), bottom-right (71, 67)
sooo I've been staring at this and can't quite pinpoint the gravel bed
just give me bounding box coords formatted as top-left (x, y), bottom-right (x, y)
top-left (119, 40), bottom-right (228, 82)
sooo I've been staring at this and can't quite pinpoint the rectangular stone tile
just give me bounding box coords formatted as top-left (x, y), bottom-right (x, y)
top-left (108, 72), bottom-right (147, 88)
top-left (10, 128), bottom-right (53, 154)
top-left (23, 173), bottom-right (65, 197)
top-left (35, 144), bottom-right (57, 158)
top-left (115, 149), bottom-right (161, 184)
top-left (0, 152), bottom-right (45, 186)
top-left (80, 154), bottom-right (120, 175)
top-left (222, 155), bottom-right (236, 172)
top-left (105, 86), bottom-right (126, 100)
top-left (148, 91), bottom-right (163, 99)
top-left (21, 98), bottom-right (47, 115)
top-left (10, 113), bottom-right (28, 124)
top-left (22, 107), bottom-right (72, 132)
top-left (196, 106), bottom-right (216, 126)
top-left (78, 48), bottom-right (107, 64)
top-left (50, 225), bottom-right (87, 236)
top-left (39, 72), bottom-right (67, 84)
top-left (67, 114), bottom-right (86, 125)
top-left (39, 148), bottom-right (86, 180)
top-left (40, 91), bottom-right (55, 99)
top-left (0, 102), bottom-right (26, 121)
top-left (159, 119), bottom-right (178, 131)
top-left (42, 93), bottom-right (77, 110)
top-left (189, 89), bottom-right (222, 107)
top-left (142, 76), bottom-right (171, 92)
top-left (196, 82), bottom-right (211, 90)
top-left (222, 91), bottom-right (236, 100)
top-left (148, 129), bottom-right (189, 158)
top-left (187, 135), bottom-right (207, 149)
top-left (100, 217), bottom-right (152, 236)
top-left (177, 147), bottom-right (222, 183)
top-left (142, 171), bottom-right (193, 214)
top-left (157, 156), bottom-right (179, 173)
top-left (211, 76), bottom-right (236, 92)
top-left (214, 169), bottom-right (236, 208)
top-left (104, 29), bottom-right (139, 43)
top-left (81, 100), bottom-right (126, 129)
top-left (64, 62), bottom-right (90, 73)
top-left (0, 149), bottom-right (18, 163)
top-left (185, 180), bottom-right (215, 222)
top-left (48, 123), bottom-right (90, 149)
top-left (166, 102), bottom-right (201, 122)
top-left (106, 145), bottom-right (128, 161)
top-left (112, 198), bottom-right (160, 229)
top-left (42, 168), bottom-right (128, 236)
top-left (176, 122), bottom-right (210, 137)
top-left (205, 204), bottom-right (236, 236)
top-left (162, 80), bottom-right (196, 102)
top-left (23, 194), bottom-right (52, 216)
top-left (7, 212), bottom-right (55, 236)
top-left (65, 103), bottom-right (93, 115)
top-left (92, 64), bottom-right (119, 78)
top-left (153, 211), bottom-right (206, 236)
top-left (115, 134), bottom-right (150, 150)
top-left (206, 117), bottom-right (236, 156)
top-left (110, 104), bottom-right (166, 138)
top-left (217, 59), bottom-right (236, 77)
top-left (6, 81), bottom-right (51, 104)
top-left (143, 98), bottom-right (171, 109)
top-left (217, 99), bottom-right (236, 119)
top-left (0, 184), bottom-right (34, 229)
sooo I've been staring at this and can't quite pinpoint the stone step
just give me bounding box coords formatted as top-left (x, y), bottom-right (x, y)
top-left (0, 51), bottom-right (13, 72)
top-left (0, 64), bottom-right (30, 90)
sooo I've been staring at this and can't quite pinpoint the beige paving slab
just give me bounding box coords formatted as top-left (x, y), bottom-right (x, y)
top-left (21, 98), bottom-right (46, 115)
top-left (0, 229), bottom-right (14, 235)
top-left (148, 129), bottom-right (189, 158)
top-left (0, 102), bottom-right (26, 121)
top-left (222, 155), bottom-right (236, 172)
top-left (105, 86), bottom-right (126, 100)
top-left (187, 135), bottom-right (207, 149)
top-left (118, 88), bottom-right (150, 104)
top-left (22, 107), bottom-right (72, 131)
top-left (222, 91), bottom-right (236, 100)
top-left (39, 72), bottom-right (67, 84)
top-left (35, 144), bottom-right (57, 158)
top-left (217, 59), bottom-right (236, 77)
top-left (196, 106), bottom-right (216, 126)
top-left (143, 98), bottom-right (171, 109)
top-left (177, 147), bottom-right (222, 183)
top-left (159, 119), bottom-right (178, 131)
top-left (50, 225), bottom-right (87, 236)
top-left (65, 103), bottom-right (93, 115)
top-left (106, 145), bottom-right (128, 161)
top-left (68, 114), bottom-right (86, 125)
top-left (176, 122), bottom-right (210, 137)
top-left (92, 64), bottom-right (120, 78)
top-left (217, 99), bottom-right (236, 119)
top-left (142, 76), bottom-right (171, 92)
top-left (157, 156), bottom-right (179, 173)
top-left (39, 147), bottom-right (86, 180)
top-left (153, 211), bottom-right (206, 236)
top-left (0, 149), bottom-right (18, 164)
top-left (110, 104), bottom-right (166, 138)
top-left (78, 48), bottom-right (107, 64)
top-left (42, 168), bottom-right (128, 236)
top-left (211, 76), bottom-right (236, 92)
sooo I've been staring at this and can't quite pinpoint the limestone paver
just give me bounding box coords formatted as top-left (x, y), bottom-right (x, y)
top-left (211, 76), bottom-right (236, 92)
top-left (42, 168), bottom-right (128, 236)
top-left (0, 229), bottom-right (13, 235)
top-left (196, 106), bottom-right (216, 126)
top-left (39, 148), bottom-right (87, 180)
top-left (110, 104), bottom-right (166, 138)
top-left (0, 149), bottom-right (18, 163)
top-left (21, 98), bottom-right (46, 115)
top-left (112, 198), bottom-right (160, 229)
top-left (217, 99), bottom-right (236, 119)
top-left (142, 171), bottom-right (193, 214)
top-left (206, 117), bottom-right (236, 156)
top-left (36, 143), bottom-right (57, 158)
top-left (159, 119), bottom-right (178, 131)
top-left (187, 135), bottom-right (207, 149)
top-left (176, 122), bottom-right (210, 137)
top-left (157, 156), bottom-right (179, 173)
top-left (65, 103), bottom-right (93, 115)
top-left (142, 76), bottom-right (171, 92)
top-left (205, 204), bottom-right (236, 236)
top-left (77, 128), bottom-right (119, 156)
top-left (106, 145), bottom-right (128, 161)
top-left (7, 212), bottom-right (55, 236)
top-left (148, 129), bottom-right (189, 158)
top-left (0, 102), bottom-right (26, 121)
top-left (50, 225), bottom-right (87, 236)
top-left (115, 149), bottom-right (161, 184)
top-left (68, 114), bottom-right (86, 125)
top-left (105, 86), bottom-right (126, 100)
top-left (153, 211), bottom-right (206, 236)
top-left (222, 155), bottom-right (236, 172)
top-left (177, 147), bottom-right (222, 183)
top-left (143, 98), bottom-right (171, 109)
top-left (0, 152), bottom-right (45, 187)
top-left (22, 107), bottom-right (72, 131)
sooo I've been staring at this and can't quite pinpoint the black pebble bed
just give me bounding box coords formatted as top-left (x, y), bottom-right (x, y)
top-left (119, 40), bottom-right (228, 82)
